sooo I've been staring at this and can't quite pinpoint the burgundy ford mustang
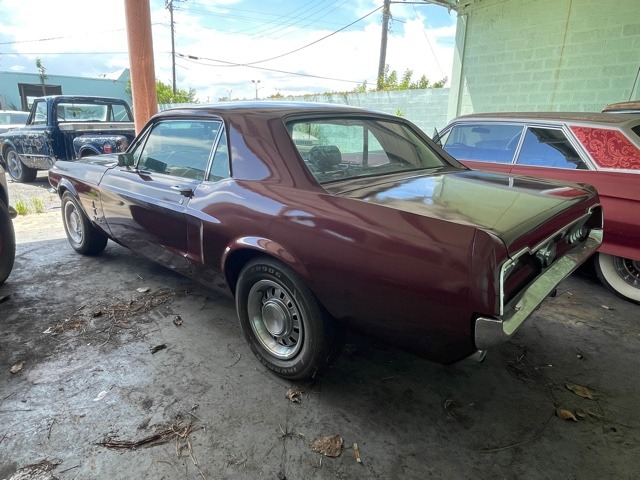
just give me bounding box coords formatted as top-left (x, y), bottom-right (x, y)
top-left (49, 103), bottom-right (603, 380)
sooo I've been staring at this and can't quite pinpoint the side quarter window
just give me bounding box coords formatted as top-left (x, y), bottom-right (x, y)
top-left (516, 127), bottom-right (587, 169)
top-left (209, 128), bottom-right (230, 181)
top-left (133, 120), bottom-right (223, 180)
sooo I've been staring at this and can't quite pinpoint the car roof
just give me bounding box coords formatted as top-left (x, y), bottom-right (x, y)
top-left (157, 101), bottom-right (398, 120)
top-left (453, 111), bottom-right (640, 127)
top-left (601, 100), bottom-right (640, 113)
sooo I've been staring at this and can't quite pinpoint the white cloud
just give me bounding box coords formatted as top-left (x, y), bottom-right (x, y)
top-left (0, 0), bottom-right (456, 102)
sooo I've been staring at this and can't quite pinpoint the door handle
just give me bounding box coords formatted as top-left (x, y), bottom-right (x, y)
top-left (171, 185), bottom-right (194, 198)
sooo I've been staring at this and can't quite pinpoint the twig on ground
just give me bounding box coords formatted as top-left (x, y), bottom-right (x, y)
top-left (482, 415), bottom-right (554, 453)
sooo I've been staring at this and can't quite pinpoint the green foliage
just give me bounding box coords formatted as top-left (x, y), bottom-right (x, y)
top-left (268, 92), bottom-right (285, 99)
top-left (376, 65), bottom-right (447, 92)
top-left (352, 81), bottom-right (368, 94)
top-left (31, 197), bottom-right (45, 214)
top-left (125, 78), bottom-right (198, 104)
top-left (14, 198), bottom-right (29, 216)
top-left (156, 80), bottom-right (198, 104)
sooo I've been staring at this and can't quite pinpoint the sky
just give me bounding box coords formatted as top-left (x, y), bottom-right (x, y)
top-left (0, 0), bottom-right (458, 102)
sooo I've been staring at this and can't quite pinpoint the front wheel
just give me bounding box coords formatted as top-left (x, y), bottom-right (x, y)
top-left (236, 258), bottom-right (339, 380)
top-left (4, 147), bottom-right (37, 183)
top-left (0, 201), bottom-right (16, 284)
top-left (595, 253), bottom-right (640, 304)
top-left (61, 192), bottom-right (108, 255)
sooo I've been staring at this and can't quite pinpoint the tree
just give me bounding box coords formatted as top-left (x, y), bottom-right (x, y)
top-left (126, 79), bottom-right (198, 104)
top-left (35, 58), bottom-right (47, 95)
top-left (155, 80), bottom-right (198, 104)
top-left (376, 65), bottom-right (447, 92)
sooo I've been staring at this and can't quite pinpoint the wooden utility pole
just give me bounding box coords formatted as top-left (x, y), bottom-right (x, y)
top-left (124, 0), bottom-right (158, 133)
top-left (166, 0), bottom-right (177, 94)
top-left (377, 0), bottom-right (391, 90)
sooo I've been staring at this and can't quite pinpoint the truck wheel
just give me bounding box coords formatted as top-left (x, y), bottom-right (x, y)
top-left (595, 253), bottom-right (640, 304)
top-left (236, 257), bottom-right (340, 380)
top-left (61, 192), bottom-right (108, 255)
top-left (4, 147), bottom-right (37, 183)
top-left (0, 201), bottom-right (16, 285)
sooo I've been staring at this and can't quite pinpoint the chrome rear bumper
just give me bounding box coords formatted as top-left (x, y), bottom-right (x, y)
top-left (474, 228), bottom-right (603, 350)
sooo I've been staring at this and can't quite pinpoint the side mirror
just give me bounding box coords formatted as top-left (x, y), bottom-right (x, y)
top-left (117, 153), bottom-right (134, 168)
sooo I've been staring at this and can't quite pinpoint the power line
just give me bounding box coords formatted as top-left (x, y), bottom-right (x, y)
top-left (177, 53), bottom-right (368, 85)
top-left (0, 24), bottom-right (166, 46)
top-left (270, 0), bottom-right (353, 40)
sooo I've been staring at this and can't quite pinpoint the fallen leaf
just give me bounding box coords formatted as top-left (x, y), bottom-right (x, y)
top-left (311, 435), bottom-right (343, 457)
top-left (93, 390), bottom-right (108, 402)
top-left (566, 383), bottom-right (597, 400)
top-left (10, 362), bottom-right (24, 374)
top-left (137, 287), bottom-right (150, 293)
top-left (285, 388), bottom-right (302, 403)
top-left (92, 309), bottom-right (103, 318)
top-left (556, 408), bottom-right (578, 421)
top-left (173, 315), bottom-right (183, 326)
top-left (150, 344), bottom-right (167, 354)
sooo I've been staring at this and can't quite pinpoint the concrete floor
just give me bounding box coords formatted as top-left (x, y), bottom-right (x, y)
top-left (1, 179), bottom-right (639, 479)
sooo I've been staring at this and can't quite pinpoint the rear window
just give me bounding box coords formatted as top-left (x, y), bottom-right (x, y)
top-left (287, 117), bottom-right (446, 184)
top-left (441, 123), bottom-right (523, 164)
top-left (56, 101), bottom-right (132, 122)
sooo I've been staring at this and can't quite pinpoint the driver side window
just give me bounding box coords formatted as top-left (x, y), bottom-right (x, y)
top-left (134, 120), bottom-right (222, 180)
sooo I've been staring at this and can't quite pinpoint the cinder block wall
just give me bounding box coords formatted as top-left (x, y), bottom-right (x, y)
top-left (452, 0), bottom-right (640, 115)
top-left (278, 88), bottom-right (451, 134)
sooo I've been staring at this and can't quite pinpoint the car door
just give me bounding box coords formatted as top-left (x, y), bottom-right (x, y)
top-left (438, 122), bottom-right (524, 175)
top-left (100, 118), bottom-right (223, 275)
top-left (15, 99), bottom-right (52, 169)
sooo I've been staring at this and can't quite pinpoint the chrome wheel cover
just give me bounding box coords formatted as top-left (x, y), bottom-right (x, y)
top-left (6, 150), bottom-right (22, 180)
top-left (64, 200), bottom-right (83, 245)
top-left (613, 256), bottom-right (640, 289)
top-left (247, 279), bottom-right (303, 360)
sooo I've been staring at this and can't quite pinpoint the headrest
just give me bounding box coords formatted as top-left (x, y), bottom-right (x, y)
top-left (309, 145), bottom-right (341, 171)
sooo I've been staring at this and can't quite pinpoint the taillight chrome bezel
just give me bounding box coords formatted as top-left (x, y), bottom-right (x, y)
top-left (498, 205), bottom-right (602, 316)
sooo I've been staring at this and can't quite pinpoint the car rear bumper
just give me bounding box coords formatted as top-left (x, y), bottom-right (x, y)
top-left (474, 228), bottom-right (603, 349)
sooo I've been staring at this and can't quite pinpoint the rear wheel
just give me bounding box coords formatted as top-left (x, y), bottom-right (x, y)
top-left (5, 147), bottom-right (37, 183)
top-left (595, 253), bottom-right (640, 304)
top-left (236, 257), bottom-right (339, 380)
top-left (61, 192), bottom-right (108, 255)
top-left (0, 201), bottom-right (16, 284)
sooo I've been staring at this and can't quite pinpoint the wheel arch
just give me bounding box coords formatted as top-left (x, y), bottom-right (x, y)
top-left (78, 146), bottom-right (101, 158)
top-left (55, 178), bottom-right (79, 199)
top-left (0, 140), bottom-right (18, 168)
top-left (222, 237), bottom-right (311, 296)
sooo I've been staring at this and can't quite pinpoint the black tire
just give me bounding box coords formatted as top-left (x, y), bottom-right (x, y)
top-left (0, 201), bottom-right (16, 285)
top-left (4, 147), bottom-right (37, 183)
top-left (236, 257), bottom-right (339, 380)
top-left (61, 192), bottom-right (108, 255)
top-left (595, 253), bottom-right (640, 304)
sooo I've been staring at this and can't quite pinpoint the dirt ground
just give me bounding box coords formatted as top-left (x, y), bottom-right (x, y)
top-left (1, 174), bottom-right (639, 480)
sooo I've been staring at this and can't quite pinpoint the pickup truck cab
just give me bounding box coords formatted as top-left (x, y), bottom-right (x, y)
top-left (0, 95), bottom-right (135, 182)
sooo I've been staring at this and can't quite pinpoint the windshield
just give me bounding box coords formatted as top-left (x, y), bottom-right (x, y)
top-left (287, 117), bottom-right (446, 184)
top-left (0, 111), bottom-right (29, 125)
